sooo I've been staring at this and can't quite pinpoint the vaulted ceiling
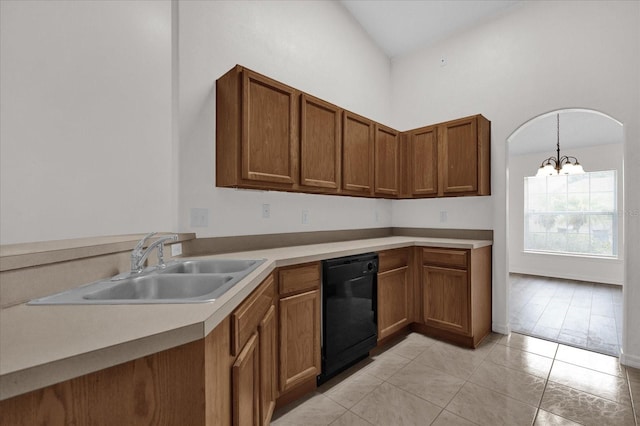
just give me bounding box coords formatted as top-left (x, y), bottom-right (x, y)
top-left (340, 1), bottom-right (624, 153)
top-left (340, 0), bottom-right (522, 58)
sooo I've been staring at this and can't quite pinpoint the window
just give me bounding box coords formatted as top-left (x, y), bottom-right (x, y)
top-left (524, 171), bottom-right (617, 257)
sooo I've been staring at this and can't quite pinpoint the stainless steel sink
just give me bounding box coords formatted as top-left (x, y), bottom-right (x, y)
top-left (28, 258), bottom-right (266, 305)
top-left (83, 274), bottom-right (234, 301)
top-left (159, 259), bottom-right (262, 274)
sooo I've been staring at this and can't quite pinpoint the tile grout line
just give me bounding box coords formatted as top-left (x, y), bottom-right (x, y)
top-left (531, 341), bottom-right (560, 425)
top-left (626, 369), bottom-right (639, 426)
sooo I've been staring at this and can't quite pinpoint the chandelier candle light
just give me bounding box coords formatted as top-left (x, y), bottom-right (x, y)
top-left (536, 113), bottom-right (585, 177)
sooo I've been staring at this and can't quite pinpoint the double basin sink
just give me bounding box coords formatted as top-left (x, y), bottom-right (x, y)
top-left (28, 258), bottom-right (266, 305)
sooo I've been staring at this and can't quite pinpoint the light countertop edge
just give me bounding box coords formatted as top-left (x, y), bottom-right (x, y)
top-left (0, 236), bottom-right (491, 400)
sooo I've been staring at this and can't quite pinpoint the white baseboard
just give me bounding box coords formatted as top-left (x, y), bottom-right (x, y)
top-left (620, 351), bottom-right (640, 369)
top-left (509, 268), bottom-right (622, 286)
top-left (492, 322), bottom-right (510, 335)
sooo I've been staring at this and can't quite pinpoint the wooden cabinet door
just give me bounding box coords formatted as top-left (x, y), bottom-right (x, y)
top-left (258, 305), bottom-right (277, 426)
top-left (374, 124), bottom-right (399, 196)
top-left (378, 266), bottom-right (410, 340)
top-left (439, 116), bottom-right (478, 195)
top-left (242, 69), bottom-right (298, 185)
top-left (233, 332), bottom-right (260, 426)
top-left (409, 125), bottom-right (438, 196)
top-left (342, 111), bottom-right (374, 195)
top-left (279, 289), bottom-right (321, 393)
top-left (300, 94), bottom-right (341, 190)
top-left (423, 266), bottom-right (470, 335)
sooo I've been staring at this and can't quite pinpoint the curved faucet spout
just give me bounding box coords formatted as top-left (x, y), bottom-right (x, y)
top-left (130, 233), bottom-right (178, 273)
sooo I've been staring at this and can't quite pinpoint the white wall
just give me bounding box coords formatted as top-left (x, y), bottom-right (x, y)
top-left (390, 0), bottom-right (640, 364)
top-left (177, 0), bottom-right (393, 237)
top-left (509, 143), bottom-right (624, 285)
top-left (392, 196), bottom-right (493, 230)
top-left (0, 0), bottom-right (175, 244)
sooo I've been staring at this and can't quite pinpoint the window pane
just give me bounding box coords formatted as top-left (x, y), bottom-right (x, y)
top-left (568, 174), bottom-right (589, 192)
top-left (590, 192), bottom-right (614, 212)
top-left (591, 171), bottom-right (615, 192)
top-left (528, 194), bottom-right (547, 211)
top-left (547, 175), bottom-right (566, 194)
top-left (526, 176), bottom-right (547, 194)
top-left (523, 170), bottom-right (617, 258)
top-left (567, 193), bottom-right (588, 211)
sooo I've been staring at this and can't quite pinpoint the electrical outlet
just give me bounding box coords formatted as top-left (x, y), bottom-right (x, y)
top-left (262, 204), bottom-right (270, 219)
top-left (171, 243), bottom-right (182, 257)
top-left (374, 209), bottom-right (379, 223)
top-left (440, 211), bottom-right (448, 223)
top-left (190, 208), bottom-right (209, 227)
top-left (302, 209), bottom-right (309, 224)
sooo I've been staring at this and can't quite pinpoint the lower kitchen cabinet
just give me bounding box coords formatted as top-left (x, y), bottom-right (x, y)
top-left (377, 248), bottom-right (412, 341)
top-left (0, 245), bottom-right (491, 426)
top-left (423, 266), bottom-right (469, 335)
top-left (231, 273), bottom-right (277, 426)
top-left (0, 318), bottom-right (234, 426)
top-left (418, 246), bottom-right (492, 348)
top-left (277, 263), bottom-right (321, 395)
top-left (233, 333), bottom-right (260, 426)
top-left (259, 305), bottom-right (277, 425)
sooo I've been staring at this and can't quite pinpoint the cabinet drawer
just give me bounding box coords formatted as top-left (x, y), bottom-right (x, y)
top-left (232, 274), bottom-right (275, 356)
top-left (378, 248), bottom-right (409, 272)
top-left (278, 263), bottom-right (320, 296)
top-left (422, 248), bottom-right (468, 269)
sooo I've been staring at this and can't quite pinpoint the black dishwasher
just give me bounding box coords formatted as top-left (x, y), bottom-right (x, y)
top-left (318, 253), bottom-right (378, 385)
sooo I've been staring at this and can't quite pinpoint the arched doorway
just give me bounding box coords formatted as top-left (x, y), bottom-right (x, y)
top-left (506, 108), bottom-right (624, 356)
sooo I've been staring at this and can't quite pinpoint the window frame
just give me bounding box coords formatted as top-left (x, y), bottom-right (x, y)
top-left (523, 170), bottom-right (618, 259)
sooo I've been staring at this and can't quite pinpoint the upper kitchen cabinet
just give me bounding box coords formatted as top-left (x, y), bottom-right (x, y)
top-left (217, 66), bottom-right (299, 190)
top-left (300, 94), bottom-right (341, 191)
top-left (438, 115), bottom-right (491, 196)
top-left (374, 124), bottom-right (400, 197)
top-left (342, 111), bottom-right (375, 196)
top-left (216, 65), bottom-right (490, 199)
top-left (406, 124), bottom-right (438, 197)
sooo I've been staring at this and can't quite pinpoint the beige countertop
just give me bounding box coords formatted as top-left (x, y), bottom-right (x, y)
top-left (0, 236), bottom-right (491, 400)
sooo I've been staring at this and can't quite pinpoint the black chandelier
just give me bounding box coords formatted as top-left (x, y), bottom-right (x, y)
top-left (536, 113), bottom-right (585, 177)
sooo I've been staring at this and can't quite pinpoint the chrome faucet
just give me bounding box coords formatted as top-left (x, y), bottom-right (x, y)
top-left (130, 232), bottom-right (179, 273)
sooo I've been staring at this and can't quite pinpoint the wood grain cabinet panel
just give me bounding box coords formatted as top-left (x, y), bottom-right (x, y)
top-left (233, 333), bottom-right (260, 426)
top-left (374, 124), bottom-right (400, 197)
top-left (378, 265), bottom-right (411, 340)
top-left (259, 305), bottom-right (277, 426)
top-left (418, 246), bottom-right (492, 348)
top-left (342, 111), bottom-right (374, 196)
top-left (422, 266), bottom-right (470, 335)
top-left (231, 273), bottom-right (277, 426)
top-left (438, 115), bottom-right (491, 196)
top-left (300, 94), bottom-right (341, 190)
top-left (0, 320), bottom-right (234, 426)
top-left (217, 65), bottom-right (298, 191)
top-left (278, 289), bottom-right (321, 393)
top-left (278, 262), bottom-right (320, 296)
top-left (407, 125), bottom-right (438, 196)
top-left (377, 248), bottom-right (412, 341)
top-left (217, 65), bottom-right (490, 199)
top-left (232, 274), bottom-right (276, 356)
top-left (242, 70), bottom-right (298, 185)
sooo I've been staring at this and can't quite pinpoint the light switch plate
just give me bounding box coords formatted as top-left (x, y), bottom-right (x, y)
top-left (262, 204), bottom-right (271, 219)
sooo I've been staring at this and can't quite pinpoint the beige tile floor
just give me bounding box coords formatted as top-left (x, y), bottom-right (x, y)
top-left (271, 332), bottom-right (639, 426)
